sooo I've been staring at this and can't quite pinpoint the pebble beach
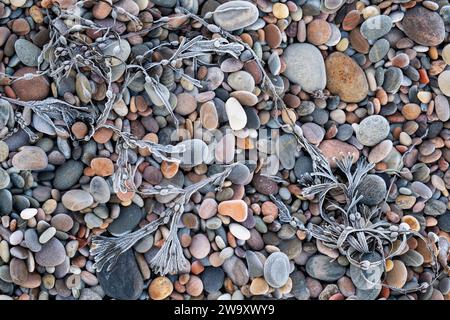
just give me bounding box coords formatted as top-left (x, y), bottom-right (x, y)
top-left (0, 0), bottom-right (449, 301)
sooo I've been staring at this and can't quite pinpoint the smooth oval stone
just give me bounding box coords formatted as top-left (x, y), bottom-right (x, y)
top-left (318, 140), bottom-right (359, 168)
top-left (24, 229), bottom-right (41, 253)
top-left (107, 204), bottom-right (143, 236)
top-left (173, 139), bottom-right (209, 165)
top-left (246, 251), bottom-right (264, 278)
top-left (225, 97), bottom-right (247, 131)
top-left (383, 67), bottom-right (403, 93)
top-left (102, 39), bottom-right (131, 66)
top-left (306, 255), bottom-right (346, 282)
top-left (34, 238), bottom-right (66, 267)
top-left (228, 163), bottom-right (250, 185)
top-left (229, 223), bottom-right (250, 240)
top-left (277, 134), bottom-right (297, 170)
top-left (89, 176), bottom-right (111, 204)
top-left (369, 38), bottom-right (389, 62)
top-left (349, 252), bottom-right (383, 290)
top-left (0, 168), bottom-right (9, 189)
top-left (438, 213), bottom-right (450, 232)
top-left (200, 101), bottom-right (218, 130)
top-left (401, 6), bottom-right (445, 46)
top-left (294, 156), bottom-right (313, 179)
top-left (357, 174), bottom-right (387, 206)
top-left (213, 1), bottom-right (259, 31)
top-left (354, 115), bottom-right (390, 147)
top-left (61, 190), bottom-right (94, 212)
top-left (368, 140), bottom-right (393, 163)
top-left (202, 267), bottom-right (224, 293)
top-left (325, 52), bottom-right (368, 103)
top-left (264, 252), bottom-right (290, 288)
top-left (215, 133), bottom-right (235, 164)
top-left (438, 71), bottom-right (450, 97)
top-left (190, 234), bottom-right (210, 259)
top-left (12, 146), bottom-right (48, 170)
top-left (434, 95), bottom-right (450, 121)
top-left (53, 160), bottom-right (84, 190)
top-left (14, 39), bottom-right (41, 67)
top-left (222, 255), bottom-right (249, 286)
top-left (360, 15), bottom-right (392, 40)
top-left (282, 43), bottom-right (326, 94)
top-left (400, 250), bottom-right (424, 267)
top-left (97, 250), bottom-right (143, 300)
top-left (424, 199), bottom-right (447, 216)
top-left (227, 71), bottom-right (255, 92)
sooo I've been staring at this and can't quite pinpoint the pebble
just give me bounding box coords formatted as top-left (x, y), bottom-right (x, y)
top-left (149, 276), bottom-right (173, 300)
top-left (438, 71), bottom-right (450, 97)
top-left (98, 250), bottom-right (143, 300)
top-left (225, 97), bottom-right (247, 130)
top-left (53, 160), bottom-right (84, 190)
top-left (222, 255), bottom-right (249, 286)
top-left (14, 39), bottom-right (41, 67)
top-left (357, 174), bottom-right (386, 206)
top-left (228, 71), bottom-right (255, 93)
top-left (0, 168), bottom-right (9, 189)
top-left (202, 267), bottom-right (224, 293)
top-left (306, 255), bottom-right (346, 282)
top-left (12, 146), bottom-right (48, 170)
top-left (349, 252), bottom-right (383, 290)
top-left (35, 238), bottom-right (66, 267)
top-left (108, 204), bottom-right (143, 236)
top-left (369, 39), bottom-right (390, 62)
top-left (368, 140), bottom-right (393, 163)
top-left (318, 140), bottom-right (359, 168)
top-left (250, 278), bottom-right (269, 295)
top-left (175, 93), bottom-right (197, 116)
top-left (218, 200), bottom-right (248, 222)
top-left (89, 176), bottom-right (111, 203)
top-left (0, 141), bottom-right (8, 162)
top-left (307, 19), bottom-right (331, 45)
top-left (354, 115), bottom-right (390, 147)
top-left (386, 260), bottom-right (407, 289)
top-left (90, 158), bottom-right (114, 177)
top-left (213, 1), bottom-right (259, 31)
top-left (434, 95), bottom-right (450, 121)
top-left (51, 214), bottom-right (74, 232)
top-left (229, 223), bottom-right (250, 241)
top-left (190, 234), bottom-right (210, 259)
top-left (264, 252), bottom-right (290, 288)
top-left (11, 67), bottom-right (50, 101)
top-left (283, 43), bottom-right (326, 93)
top-left (383, 67), bottom-right (403, 93)
top-left (20, 208), bottom-right (37, 220)
top-left (401, 6), bottom-right (445, 46)
top-left (325, 52), bottom-right (368, 103)
top-left (360, 15), bottom-right (392, 40)
top-left (62, 190), bottom-right (94, 211)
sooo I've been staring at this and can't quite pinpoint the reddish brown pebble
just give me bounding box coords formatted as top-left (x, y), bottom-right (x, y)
top-left (90, 158), bottom-right (114, 177)
top-left (307, 19), bottom-right (332, 45)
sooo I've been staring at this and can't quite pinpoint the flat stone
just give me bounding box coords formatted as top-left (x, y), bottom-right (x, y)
top-left (252, 173), bottom-right (279, 195)
top-left (12, 146), bottom-right (48, 170)
top-left (10, 67), bottom-right (48, 101)
top-left (349, 252), bottom-right (383, 290)
top-left (306, 254), bottom-right (346, 282)
top-left (282, 43), bottom-right (326, 94)
top-left (386, 260), bottom-right (407, 289)
top-left (89, 176), bottom-right (110, 203)
top-left (434, 95), bottom-right (450, 121)
top-left (357, 174), bottom-right (387, 206)
top-left (98, 250), bottom-right (143, 300)
top-left (424, 199), bottom-right (446, 216)
top-left (227, 71), bottom-right (255, 92)
top-left (369, 39), bottom-right (389, 62)
top-left (354, 115), bottom-right (390, 147)
top-left (108, 204), bottom-right (143, 236)
top-left (218, 200), bottom-right (248, 222)
top-left (277, 134), bottom-right (297, 170)
top-left (225, 97), bottom-right (247, 131)
top-left (14, 39), bottom-right (41, 66)
top-left (325, 52), bottom-right (368, 103)
top-left (438, 213), bottom-right (450, 232)
top-left (102, 39), bottom-right (131, 66)
top-left (53, 160), bottom-right (84, 190)
top-left (189, 233), bottom-right (210, 259)
top-left (360, 15), bottom-right (392, 40)
top-left (24, 229), bottom-right (41, 253)
top-left (62, 190), bottom-right (94, 212)
top-left (318, 140), bottom-right (359, 168)
top-left (175, 93), bottom-right (197, 116)
top-left (34, 238), bottom-right (66, 267)
top-left (213, 1), bottom-right (258, 31)
top-left (383, 67), bottom-right (403, 93)
top-left (202, 267), bottom-right (224, 293)
top-left (294, 156), bottom-right (313, 179)
top-left (215, 133), bottom-right (235, 164)
top-left (368, 140), bottom-right (393, 163)
top-left (401, 6), bottom-right (445, 46)
top-left (222, 255), bottom-right (249, 286)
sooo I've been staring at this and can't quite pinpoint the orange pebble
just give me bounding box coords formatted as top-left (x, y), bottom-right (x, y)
top-left (419, 68), bottom-right (429, 84)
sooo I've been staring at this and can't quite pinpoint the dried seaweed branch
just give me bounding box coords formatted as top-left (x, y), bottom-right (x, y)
top-left (91, 162), bottom-right (239, 274)
top-left (1, 97), bottom-right (96, 141)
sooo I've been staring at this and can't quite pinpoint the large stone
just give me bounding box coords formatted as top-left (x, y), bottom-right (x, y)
top-left (401, 6), bottom-right (445, 46)
top-left (97, 250), bottom-right (143, 300)
top-left (282, 43), bottom-right (327, 94)
top-left (306, 254), bottom-right (346, 282)
top-left (318, 140), bottom-right (359, 168)
top-left (108, 204), bottom-right (144, 236)
top-left (213, 1), bottom-right (259, 31)
top-left (325, 52), bottom-right (368, 103)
